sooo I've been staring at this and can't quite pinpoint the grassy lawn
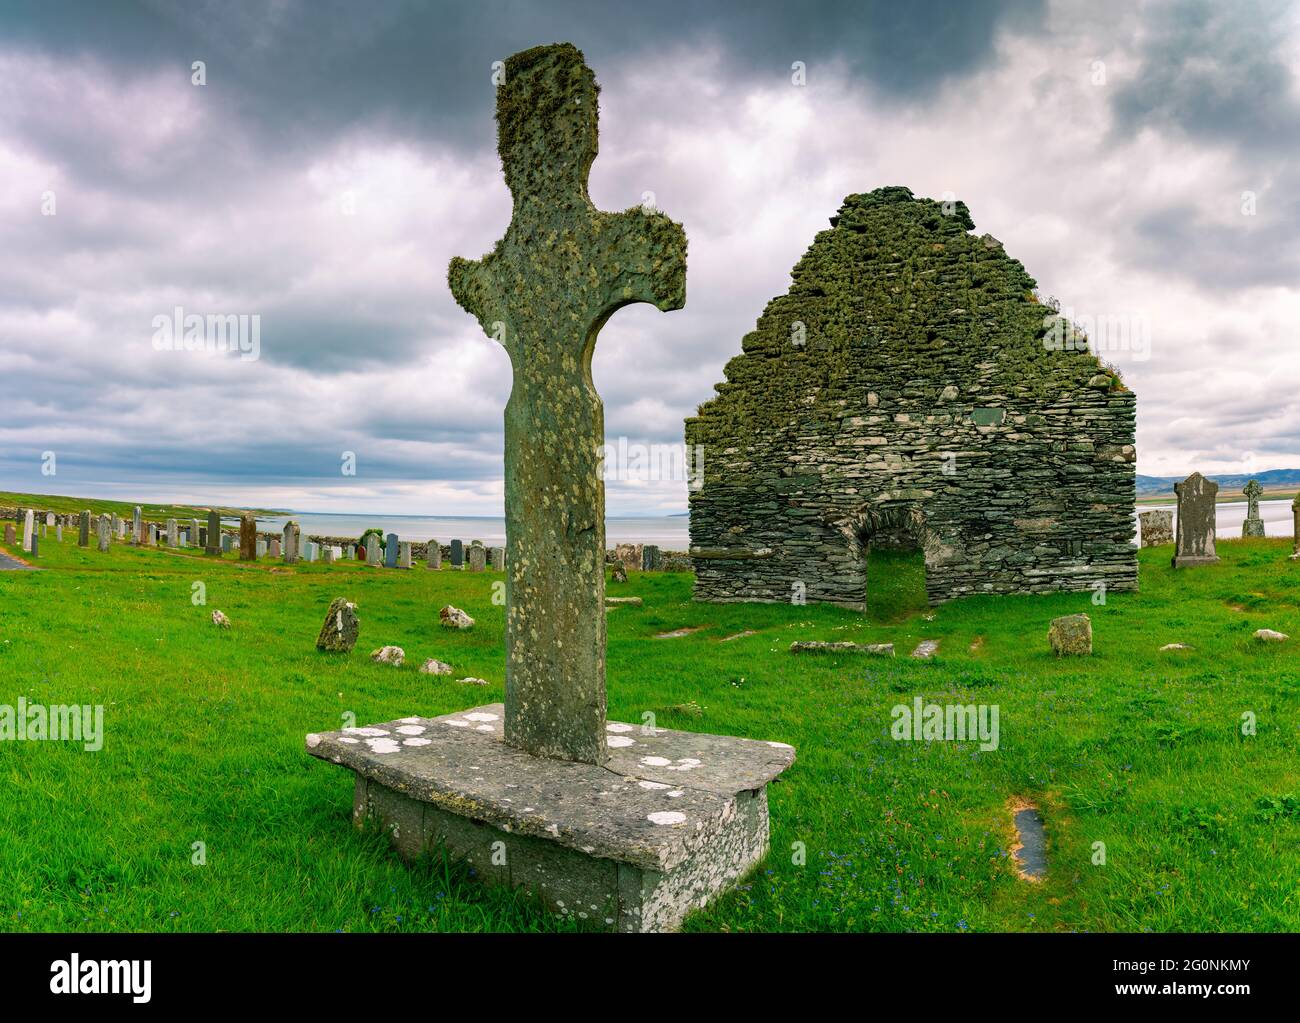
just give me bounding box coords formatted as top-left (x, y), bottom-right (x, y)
top-left (0, 534), bottom-right (1297, 932)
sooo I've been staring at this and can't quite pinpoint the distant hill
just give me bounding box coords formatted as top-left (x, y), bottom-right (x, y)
top-left (1136, 469), bottom-right (1300, 498)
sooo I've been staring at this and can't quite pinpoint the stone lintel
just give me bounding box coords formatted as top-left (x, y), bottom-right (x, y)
top-left (689, 546), bottom-right (775, 560)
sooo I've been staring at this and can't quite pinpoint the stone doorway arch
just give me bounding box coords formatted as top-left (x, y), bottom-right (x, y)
top-left (831, 490), bottom-right (942, 607)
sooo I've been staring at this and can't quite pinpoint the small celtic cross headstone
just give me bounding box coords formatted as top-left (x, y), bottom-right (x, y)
top-left (449, 43), bottom-right (687, 764)
top-left (1242, 478), bottom-right (1265, 538)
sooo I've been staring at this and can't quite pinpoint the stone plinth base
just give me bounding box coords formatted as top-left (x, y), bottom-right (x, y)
top-left (306, 704), bottom-right (794, 932)
top-left (1172, 555), bottom-right (1220, 568)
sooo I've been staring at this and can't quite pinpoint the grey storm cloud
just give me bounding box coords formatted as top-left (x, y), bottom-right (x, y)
top-left (0, 0), bottom-right (1297, 512)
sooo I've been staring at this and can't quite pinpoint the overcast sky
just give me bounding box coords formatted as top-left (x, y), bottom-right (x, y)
top-left (2, 0), bottom-right (1297, 515)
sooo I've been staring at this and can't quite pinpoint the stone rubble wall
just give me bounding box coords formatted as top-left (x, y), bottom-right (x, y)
top-left (684, 187), bottom-right (1138, 607)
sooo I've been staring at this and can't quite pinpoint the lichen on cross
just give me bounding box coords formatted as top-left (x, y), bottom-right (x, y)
top-left (1243, 478), bottom-right (1263, 518)
top-left (448, 43), bottom-right (687, 765)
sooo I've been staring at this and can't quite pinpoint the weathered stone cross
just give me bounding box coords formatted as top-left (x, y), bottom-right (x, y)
top-left (1243, 478), bottom-right (1263, 519)
top-left (449, 43), bottom-right (687, 765)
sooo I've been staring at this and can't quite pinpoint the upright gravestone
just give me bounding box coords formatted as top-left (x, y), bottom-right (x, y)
top-left (283, 522), bottom-right (298, 564)
top-left (397, 542), bottom-right (412, 569)
top-left (166, 518), bottom-right (178, 547)
top-left (384, 533), bottom-right (399, 569)
top-left (427, 541), bottom-right (442, 570)
top-left (221, 533), bottom-right (233, 555)
top-left (305, 44), bottom-right (791, 931)
top-left (56, 523), bottom-right (63, 543)
top-left (205, 511), bottom-right (222, 557)
top-left (97, 514), bottom-right (110, 552)
top-left (1172, 472), bottom-right (1220, 568)
top-left (365, 535), bottom-right (381, 567)
top-left (468, 543), bottom-right (486, 572)
top-left (3, 524), bottom-right (13, 545)
top-left (257, 539), bottom-right (267, 558)
top-left (22, 509), bottom-right (34, 552)
top-left (642, 544), bottom-right (662, 571)
top-left (1138, 510), bottom-right (1173, 547)
top-left (322, 545), bottom-right (335, 564)
top-left (191, 519), bottom-right (202, 549)
top-left (1241, 479), bottom-right (1266, 538)
top-left (132, 506), bottom-right (143, 545)
top-left (1292, 495), bottom-right (1300, 560)
top-left (46, 512), bottom-right (55, 528)
top-left (30, 531), bottom-right (38, 558)
top-left (270, 538), bottom-right (281, 558)
top-left (78, 511), bottom-right (91, 547)
top-left (239, 513), bottom-right (258, 561)
top-left (344, 544), bottom-right (355, 560)
top-left (490, 546), bottom-right (505, 571)
top-left (147, 524), bottom-right (158, 546)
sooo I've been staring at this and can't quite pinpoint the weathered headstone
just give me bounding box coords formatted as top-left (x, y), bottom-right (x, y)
top-left (79, 511), bottom-right (91, 547)
top-left (191, 518), bottom-right (202, 548)
top-left (306, 43), bottom-right (790, 932)
top-left (29, 531), bottom-right (38, 558)
top-left (96, 514), bottom-right (110, 552)
top-left (316, 598), bottom-right (359, 652)
top-left (166, 518), bottom-right (178, 547)
top-left (239, 513), bottom-right (258, 561)
top-left (365, 535), bottom-right (381, 566)
top-left (221, 533), bottom-right (233, 554)
top-left (303, 540), bottom-right (317, 562)
top-left (132, 506), bottom-right (143, 544)
top-left (614, 543), bottom-right (642, 572)
top-left (3, 524), bottom-right (13, 545)
top-left (283, 521), bottom-right (298, 564)
top-left (397, 541), bottom-right (412, 569)
top-left (206, 511), bottom-right (222, 557)
top-left (270, 538), bottom-right (281, 558)
top-left (427, 541), bottom-right (442, 569)
top-left (344, 544), bottom-right (355, 560)
top-left (46, 512), bottom-right (55, 528)
top-left (1172, 472), bottom-right (1220, 568)
top-left (257, 539), bottom-right (268, 558)
top-left (468, 543), bottom-right (486, 572)
top-left (322, 544), bottom-right (335, 564)
top-left (56, 523), bottom-right (63, 543)
top-left (384, 533), bottom-right (399, 569)
top-left (1241, 479), bottom-right (1266, 538)
top-left (1049, 613), bottom-right (1092, 655)
top-left (21, 509), bottom-right (34, 552)
top-left (147, 524), bottom-right (158, 546)
top-left (641, 544), bottom-right (662, 571)
top-left (1292, 495), bottom-right (1300, 561)
top-left (490, 546), bottom-right (505, 571)
top-left (1138, 510), bottom-right (1173, 548)
top-left (449, 539), bottom-right (464, 568)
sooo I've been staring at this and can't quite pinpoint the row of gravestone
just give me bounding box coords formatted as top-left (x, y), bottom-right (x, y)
top-left (1138, 473), bottom-right (1300, 565)
top-left (8, 506), bottom-right (680, 572)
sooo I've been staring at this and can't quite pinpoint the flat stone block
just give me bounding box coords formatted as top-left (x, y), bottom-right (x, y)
top-left (307, 704), bottom-right (794, 931)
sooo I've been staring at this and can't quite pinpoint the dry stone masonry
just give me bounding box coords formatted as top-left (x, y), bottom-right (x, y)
top-left (685, 187), bottom-right (1137, 607)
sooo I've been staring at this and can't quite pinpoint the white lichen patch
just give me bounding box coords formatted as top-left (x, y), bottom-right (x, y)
top-left (367, 738), bottom-right (401, 754)
top-left (475, 724), bottom-right (493, 732)
top-left (338, 736), bottom-right (359, 745)
top-left (345, 727), bottom-right (390, 737)
top-left (606, 722), bottom-right (634, 733)
top-left (465, 712), bottom-right (499, 722)
top-left (403, 737), bottom-right (432, 747)
top-left (637, 780), bottom-right (670, 790)
top-left (444, 719), bottom-right (470, 728)
top-left (647, 811), bottom-right (687, 826)
top-left (667, 790), bottom-right (685, 798)
top-left (401, 716), bottom-right (422, 724)
top-left (396, 725), bottom-right (425, 736)
top-left (641, 756), bottom-right (672, 767)
top-left (306, 734), bottom-right (322, 748)
top-left (607, 736), bottom-right (634, 748)
top-left (767, 741), bottom-right (794, 749)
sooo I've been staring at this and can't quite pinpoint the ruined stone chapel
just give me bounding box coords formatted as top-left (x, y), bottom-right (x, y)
top-left (685, 186), bottom-right (1137, 606)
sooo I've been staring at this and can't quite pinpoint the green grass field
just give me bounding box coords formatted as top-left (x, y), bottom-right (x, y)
top-left (1, 532), bottom-right (1297, 932)
top-left (0, 491), bottom-right (283, 521)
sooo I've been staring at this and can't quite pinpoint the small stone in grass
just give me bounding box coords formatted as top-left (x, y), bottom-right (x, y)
top-left (790, 640), bottom-right (894, 656)
top-left (439, 605), bottom-right (475, 630)
top-left (1160, 643), bottom-right (1190, 651)
top-left (211, 610), bottom-right (231, 629)
top-left (610, 562), bottom-right (627, 584)
top-left (1254, 629), bottom-right (1288, 642)
top-left (370, 646), bottom-right (405, 666)
top-left (1048, 614), bottom-right (1091, 656)
top-left (457, 677), bottom-right (489, 686)
top-left (316, 597), bottom-right (359, 653)
top-left (418, 658), bottom-right (453, 675)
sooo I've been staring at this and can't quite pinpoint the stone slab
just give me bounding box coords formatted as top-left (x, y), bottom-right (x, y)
top-left (318, 706), bottom-right (791, 931)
